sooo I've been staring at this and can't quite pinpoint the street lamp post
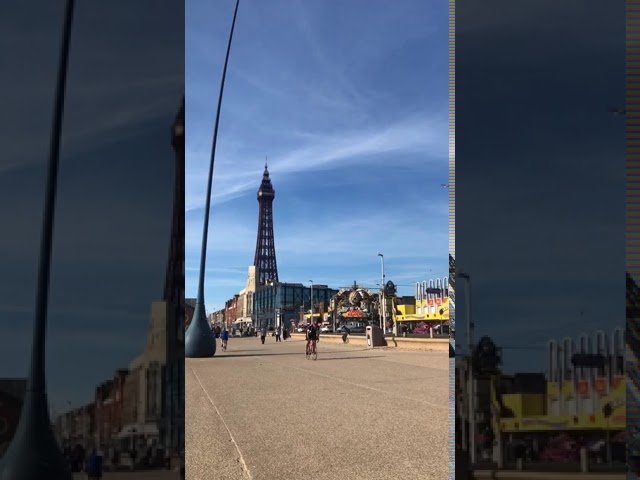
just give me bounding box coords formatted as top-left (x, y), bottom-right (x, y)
top-left (185, 0), bottom-right (241, 358)
top-left (459, 271), bottom-right (475, 465)
top-left (377, 253), bottom-right (385, 331)
top-left (0, 1), bottom-right (76, 479)
top-left (309, 280), bottom-right (314, 324)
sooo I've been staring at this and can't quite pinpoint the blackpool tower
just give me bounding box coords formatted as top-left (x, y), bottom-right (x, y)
top-left (253, 163), bottom-right (279, 286)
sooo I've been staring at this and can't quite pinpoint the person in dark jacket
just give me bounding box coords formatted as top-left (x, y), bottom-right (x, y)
top-left (86, 448), bottom-right (103, 479)
top-left (260, 326), bottom-right (267, 344)
top-left (275, 325), bottom-right (282, 342)
top-left (341, 325), bottom-right (351, 343)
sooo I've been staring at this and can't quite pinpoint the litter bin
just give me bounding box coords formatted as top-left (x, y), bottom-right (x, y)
top-left (365, 325), bottom-right (386, 348)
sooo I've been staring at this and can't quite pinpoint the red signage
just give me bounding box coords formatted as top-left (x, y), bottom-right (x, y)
top-left (595, 377), bottom-right (608, 395)
top-left (613, 375), bottom-right (624, 389)
top-left (577, 380), bottom-right (589, 397)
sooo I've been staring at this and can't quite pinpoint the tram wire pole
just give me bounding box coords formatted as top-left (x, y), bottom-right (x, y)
top-left (459, 272), bottom-right (475, 465)
top-left (0, 1), bottom-right (76, 478)
top-left (185, 0), bottom-right (241, 357)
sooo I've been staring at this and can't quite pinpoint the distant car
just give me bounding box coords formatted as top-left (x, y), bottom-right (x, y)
top-left (296, 326), bottom-right (307, 333)
top-left (320, 325), bottom-right (333, 333)
top-left (348, 326), bottom-right (365, 334)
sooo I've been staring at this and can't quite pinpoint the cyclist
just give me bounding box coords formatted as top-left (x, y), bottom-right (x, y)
top-left (306, 321), bottom-right (320, 353)
top-left (220, 327), bottom-right (229, 350)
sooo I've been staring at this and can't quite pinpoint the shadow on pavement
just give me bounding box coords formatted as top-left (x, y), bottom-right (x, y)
top-left (214, 352), bottom-right (308, 358)
top-left (227, 348), bottom-right (271, 352)
top-left (314, 356), bottom-right (383, 361)
top-left (317, 347), bottom-right (372, 354)
top-left (214, 350), bottom-right (376, 359)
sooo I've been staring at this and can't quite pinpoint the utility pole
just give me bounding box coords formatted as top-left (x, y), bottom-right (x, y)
top-left (309, 280), bottom-right (314, 324)
top-left (378, 253), bottom-right (385, 331)
top-left (0, 2), bottom-right (76, 478)
top-left (185, 0), bottom-right (241, 357)
top-left (459, 272), bottom-right (475, 465)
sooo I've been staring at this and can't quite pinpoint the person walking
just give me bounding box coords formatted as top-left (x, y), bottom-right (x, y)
top-left (275, 325), bottom-right (282, 342)
top-left (85, 449), bottom-right (94, 479)
top-left (86, 448), bottom-right (103, 480)
top-left (221, 326), bottom-right (230, 350)
top-left (260, 325), bottom-right (267, 344)
top-left (341, 324), bottom-right (351, 343)
top-left (130, 447), bottom-right (138, 471)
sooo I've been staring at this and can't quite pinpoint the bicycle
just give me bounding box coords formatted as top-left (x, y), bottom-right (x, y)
top-left (306, 339), bottom-right (317, 360)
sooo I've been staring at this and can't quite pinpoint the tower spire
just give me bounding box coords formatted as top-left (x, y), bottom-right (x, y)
top-left (265, 155), bottom-right (268, 170)
top-left (253, 165), bottom-right (279, 286)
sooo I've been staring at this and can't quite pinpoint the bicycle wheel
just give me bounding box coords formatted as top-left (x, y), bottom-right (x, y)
top-left (312, 343), bottom-right (317, 361)
top-left (306, 345), bottom-right (311, 360)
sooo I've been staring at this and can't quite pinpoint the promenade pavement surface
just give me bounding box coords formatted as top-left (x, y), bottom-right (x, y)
top-left (186, 336), bottom-right (449, 480)
top-left (73, 470), bottom-right (179, 479)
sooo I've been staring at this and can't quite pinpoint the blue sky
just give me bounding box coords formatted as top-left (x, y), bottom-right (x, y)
top-left (0, 1), bottom-right (182, 410)
top-left (186, 0), bottom-right (449, 311)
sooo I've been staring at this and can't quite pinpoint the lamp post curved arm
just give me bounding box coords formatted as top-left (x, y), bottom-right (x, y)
top-left (185, 0), bottom-right (241, 358)
top-left (0, 1), bottom-right (76, 478)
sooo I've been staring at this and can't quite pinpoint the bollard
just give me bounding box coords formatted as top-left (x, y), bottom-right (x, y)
top-left (430, 329), bottom-right (433, 338)
top-left (580, 447), bottom-right (588, 472)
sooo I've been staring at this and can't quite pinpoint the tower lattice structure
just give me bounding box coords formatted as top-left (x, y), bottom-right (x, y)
top-left (253, 163), bottom-right (279, 286)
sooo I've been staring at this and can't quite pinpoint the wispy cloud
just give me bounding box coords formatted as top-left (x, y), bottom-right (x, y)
top-left (0, 305), bottom-right (147, 321)
top-left (1, 76), bottom-right (181, 176)
top-left (186, 276), bottom-right (247, 291)
top-left (186, 115), bottom-right (445, 210)
top-left (290, 0), bottom-right (385, 112)
top-left (186, 207), bottom-right (446, 262)
top-left (0, 0), bottom-right (183, 176)
top-left (185, 266), bottom-right (248, 275)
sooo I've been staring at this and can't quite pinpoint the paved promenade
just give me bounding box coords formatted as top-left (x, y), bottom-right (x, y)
top-left (186, 336), bottom-right (449, 480)
top-left (73, 470), bottom-right (178, 479)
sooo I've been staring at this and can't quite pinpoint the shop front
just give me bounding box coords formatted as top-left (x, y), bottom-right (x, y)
top-left (394, 297), bottom-right (450, 336)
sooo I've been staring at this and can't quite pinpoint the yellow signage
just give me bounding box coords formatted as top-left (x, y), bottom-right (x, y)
top-left (397, 298), bottom-right (449, 322)
top-left (547, 382), bottom-right (559, 401)
top-left (562, 382), bottom-right (575, 401)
